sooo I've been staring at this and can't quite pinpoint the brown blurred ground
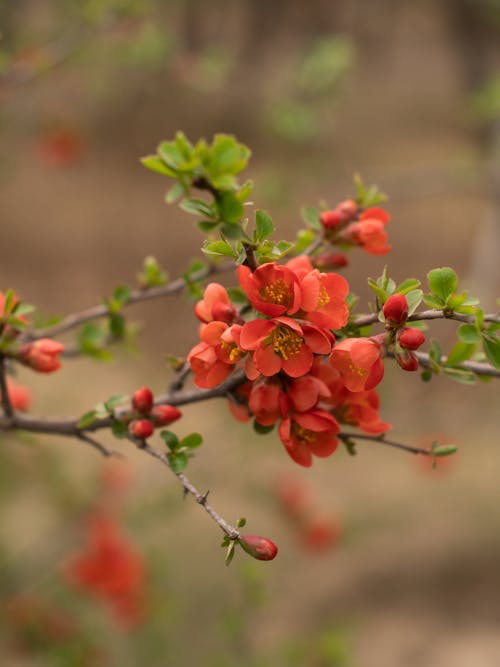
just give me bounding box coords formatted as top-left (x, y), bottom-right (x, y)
top-left (0, 1), bottom-right (499, 665)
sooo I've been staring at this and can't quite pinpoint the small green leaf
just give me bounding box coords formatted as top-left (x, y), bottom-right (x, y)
top-left (445, 342), bottom-right (476, 366)
top-left (160, 430), bottom-right (179, 451)
top-left (3, 290), bottom-right (15, 316)
top-left (457, 323), bottom-right (481, 344)
top-left (227, 287), bottom-right (247, 304)
top-left (104, 394), bottom-right (128, 412)
top-left (217, 191), bottom-right (244, 223)
top-left (396, 278), bottom-right (421, 294)
top-left (111, 420), bottom-right (128, 439)
top-left (423, 294), bottom-right (446, 309)
top-left (406, 289), bottom-right (423, 316)
top-left (431, 443), bottom-right (458, 457)
top-left (482, 332), bottom-right (500, 369)
top-left (137, 255), bottom-right (168, 288)
top-left (12, 303), bottom-right (35, 317)
top-left (300, 206), bottom-right (321, 230)
top-left (254, 210), bottom-right (275, 242)
top-left (181, 197), bottom-right (216, 218)
top-left (165, 181), bottom-right (185, 204)
top-left (109, 312), bottom-right (125, 339)
top-left (77, 410), bottom-right (99, 429)
top-left (140, 155), bottom-right (177, 177)
top-left (421, 369), bottom-right (433, 382)
top-left (168, 451), bottom-right (188, 473)
top-left (202, 240), bottom-right (237, 258)
top-left (427, 267), bottom-right (458, 302)
top-left (197, 220), bottom-right (220, 232)
top-left (367, 278), bottom-right (387, 304)
top-left (179, 433), bottom-right (203, 449)
top-left (225, 540), bottom-right (236, 567)
top-left (236, 517), bottom-right (247, 528)
top-left (442, 367), bottom-right (476, 384)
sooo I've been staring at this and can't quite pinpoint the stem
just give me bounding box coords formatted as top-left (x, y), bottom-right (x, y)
top-left (354, 309), bottom-right (500, 328)
top-left (338, 432), bottom-right (432, 456)
top-left (0, 356), bottom-right (14, 418)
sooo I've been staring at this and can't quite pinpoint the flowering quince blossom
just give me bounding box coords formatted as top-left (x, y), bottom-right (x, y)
top-left (64, 513), bottom-right (147, 629)
top-left (188, 321), bottom-right (245, 388)
top-left (341, 207), bottom-right (391, 255)
top-left (240, 316), bottom-right (333, 379)
top-left (194, 282), bottom-right (238, 324)
top-left (279, 409), bottom-right (340, 467)
top-left (238, 263), bottom-right (301, 317)
top-left (4, 379), bottom-right (31, 411)
top-left (18, 338), bottom-right (64, 373)
top-left (329, 337), bottom-right (384, 392)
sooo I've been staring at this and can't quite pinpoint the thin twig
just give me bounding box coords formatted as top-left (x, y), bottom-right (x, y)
top-left (353, 309), bottom-right (500, 328)
top-left (338, 432), bottom-right (432, 456)
top-left (0, 356), bottom-right (14, 418)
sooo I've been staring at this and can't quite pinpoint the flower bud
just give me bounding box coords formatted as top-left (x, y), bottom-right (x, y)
top-left (313, 252), bottom-right (349, 270)
top-left (319, 210), bottom-right (343, 229)
top-left (383, 294), bottom-right (408, 325)
top-left (132, 386), bottom-right (154, 415)
top-left (336, 198), bottom-right (358, 222)
top-left (396, 350), bottom-right (419, 372)
top-left (129, 419), bottom-right (154, 440)
top-left (151, 404), bottom-right (182, 426)
top-left (211, 302), bottom-right (238, 324)
top-left (19, 338), bottom-right (64, 373)
top-left (398, 327), bottom-right (425, 350)
top-left (239, 534), bottom-right (278, 561)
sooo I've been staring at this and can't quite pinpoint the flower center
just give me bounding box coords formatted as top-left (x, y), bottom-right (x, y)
top-left (291, 423), bottom-right (315, 443)
top-left (317, 285), bottom-right (330, 308)
top-left (272, 327), bottom-right (303, 360)
top-left (220, 341), bottom-right (244, 363)
top-left (348, 363), bottom-right (366, 377)
top-left (260, 280), bottom-right (291, 306)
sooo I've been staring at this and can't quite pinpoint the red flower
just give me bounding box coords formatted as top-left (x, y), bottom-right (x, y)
top-left (342, 207), bottom-right (391, 255)
top-left (278, 409), bottom-right (340, 467)
top-left (194, 282), bottom-right (238, 324)
top-left (313, 252), bottom-right (349, 270)
top-left (64, 513), bottom-right (146, 628)
top-left (188, 322), bottom-right (245, 388)
top-left (3, 379), bottom-right (31, 411)
top-left (329, 338), bottom-right (384, 392)
top-left (383, 294), bottom-right (408, 325)
top-left (240, 316), bottom-right (332, 379)
top-left (238, 263), bottom-right (301, 317)
top-left (334, 387), bottom-right (391, 435)
top-left (248, 378), bottom-right (287, 426)
top-left (19, 338), bottom-right (64, 373)
top-left (299, 270), bottom-right (349, 330)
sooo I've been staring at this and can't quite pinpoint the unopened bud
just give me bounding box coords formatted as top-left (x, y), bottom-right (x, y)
top-left (320, 210), bottom-right (343, 229)
top-left (151, 404), bottom-right (182, 426)
top-left (398, 327), bottom-right (425, 350)
top-left (383, 294), bottom-right (408, 325)
top-left (129, 419), bottom-right (154, 439)
top-left (132, 386), bottom-right (154, 415)
top-left (19, 338), bottom-right (64, 373)
top-left (211, 302), bottom-right (238, 324)
top-left (239, 534), bottom-right (278, 561)
top-left (396, 350), bottom-right (419, 372)
top-left (314, 252), bottom-right (349, 270)
top-left (336, 198), bottom-right (358, 222)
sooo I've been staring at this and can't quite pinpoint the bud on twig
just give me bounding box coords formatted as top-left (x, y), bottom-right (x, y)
top-left (129, 419), bottom-right (154, 440)
top-left (239, 534), bottom-right (278, 561)
top-left (383, 294), bottom-right (408, 325)
top-left (132, 387), bottom-right (154, 415)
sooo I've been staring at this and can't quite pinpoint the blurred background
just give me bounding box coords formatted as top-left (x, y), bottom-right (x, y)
top-left (0, 0), bottom-right (499, 665)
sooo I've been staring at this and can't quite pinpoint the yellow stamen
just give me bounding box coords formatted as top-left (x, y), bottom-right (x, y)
top-left (348, 363), bottom-right (366, 377)
top-left (317, 285), bottom-right (330, 308)
top-left (272, 327), bottom-right (303, 360)
top-left (260, 280), bottom-right (291, 306)
top-left (291, 424), bottom-right (315, 443)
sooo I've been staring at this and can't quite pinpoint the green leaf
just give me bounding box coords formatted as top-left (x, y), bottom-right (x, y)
top-left (77, 410), bottom-right (99, 429)
top-left (442, 367), bottom-right (476, 384)
top-left (165, 181), bottom-right (185, 204)
top-left (217, 191), bottom-right (244, 223)
top-left (137, 255), bottom-right (168, 288)
top-left (353, 174), bottom-right (387, 207)
top-left (140, 155), bottom-right (177, 177)
top-left (160, 430), bottom-right (179, 451)
top-left (301, 206), bottom-right (321, 230)
top-left (427, 267), bottom-right (458, 302)
top-left (431, 443), bottom-right (458, 457)
top-left (179, 433), bottom-right (203, 449)
top-left (482, 332), bottom-right (500, 368)
top-left (236, 517), bottom-right (247, 528)
top-left (445, 342), bottom-right (476, 366)
top-left (421, 369), bottom-right (433, 382)
top-left (168, 451), bottom-right (188, 473)
top-left (112, 285), bottom-right (132, 307)
top-left (111, 420), bottom-right (128, 439)
top-left (225, 540), bottom-right (236, 567)
top-left (423, 294), bottom-right (446, 309)
top-left (457, 323), bottom-right (481, 344)
top-left (395, 278), bottom-right (421, 294)
top-left (367, 278), bottom-right (387, 304)
top-left (109, 312), bottom-right (125, 339)
top-left (254, 210), bottom-right (275, 243)
top-left (197, 220), bottom-right (220, 232)
top-left (209, 134), bottom-right (251, 175)
top-left (93, 402), bottom-right (109, 419)
top-left (3, 289), bottom-right (15, 316)
top-left (202, 240), bottom-right (237, 258)
top-left (406, 289), bottom-right (423, 316)
top-left (181, 197), bottom-right (216, 218)
top-left (12, 303), bottom-right (35, 317)
top-left (104, 394), bottom-right (128, 412)
top-left (227, 287), bottom-right (247, 304)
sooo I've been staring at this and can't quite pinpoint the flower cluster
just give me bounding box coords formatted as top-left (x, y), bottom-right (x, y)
top-left (64, 512), bottom-right (147, 628)
top-left (320, 200), bottom-right (391, 256)
top-left (189, 257), bottom-right (390, 467)
top-left (383, 294), bottom-right (426, 371)
top-left (127, 386), bottom-right (182, 440)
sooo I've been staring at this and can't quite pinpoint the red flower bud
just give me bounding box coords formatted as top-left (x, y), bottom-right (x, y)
top-left (19, 338), bottom-right (64, 373)
top-left (211, 302), bottom-right (238, 324)
top-left (151, 404), bottom-right (182, 426)
top-left (383, 294), bottom-right (408, 325)
top-left (396, 350), bottom-right (419, 372)
top-left (398, 327), bottom-right (425, 350)
top-left (336, 198), bottom-right (358, 222)
top-left (129, 419), bottom-right (154, 440)
top-left (239, 534), bottom-right (278, 561)
top-left (132, 386), bottom-right (154, 415)
top-left (320, 210), bottom-right (343, 229)
top-left (313, 252), bottom-right (349, 270)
